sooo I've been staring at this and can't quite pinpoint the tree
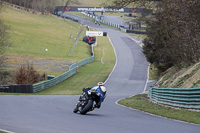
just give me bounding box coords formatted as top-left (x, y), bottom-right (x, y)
top-left (143, 0), bottom-right (200, 71)
top-left (106, 0), bottom-right (200, 72)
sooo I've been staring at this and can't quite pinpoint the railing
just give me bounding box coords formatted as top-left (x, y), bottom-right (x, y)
top-left (84, 13), bottom-right (146, 34)
top-left (148, 87), bottom-right (200, 109)
top-left (33, 45), bottom-right (94, 93)
top-left (57, 11), bottom-right (79, 22)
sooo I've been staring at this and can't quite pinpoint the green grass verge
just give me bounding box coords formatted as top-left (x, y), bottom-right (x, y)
top-left (37, 36), bottom-right (115, 95)
top-left (118, 94), bottom-right (200, 124)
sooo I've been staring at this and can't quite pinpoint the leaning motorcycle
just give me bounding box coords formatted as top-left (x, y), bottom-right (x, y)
top-left (73, 90), bottom-right (102, 115)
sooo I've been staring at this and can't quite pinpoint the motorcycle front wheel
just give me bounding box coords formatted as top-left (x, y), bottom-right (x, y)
top-left (79, 100), bottom-right (93, 115)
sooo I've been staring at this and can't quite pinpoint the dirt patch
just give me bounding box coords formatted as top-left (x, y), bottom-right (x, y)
top-left (5, 55), bottom-right (75, 75)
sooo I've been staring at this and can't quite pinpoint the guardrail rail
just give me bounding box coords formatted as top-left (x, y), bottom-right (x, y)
top-left (148, 87), bottom-right (200, 109)
top-left (33, 45), bottom-right (94, 93)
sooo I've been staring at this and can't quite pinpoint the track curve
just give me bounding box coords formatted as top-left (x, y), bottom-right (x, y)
top-left (0, 15), bottom-right (200, 133)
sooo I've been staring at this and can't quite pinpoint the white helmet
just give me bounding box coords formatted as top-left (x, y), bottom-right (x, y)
top-left (98, 82), bottom-right (104, 86)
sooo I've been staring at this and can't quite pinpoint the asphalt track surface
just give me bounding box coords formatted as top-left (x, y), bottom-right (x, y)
top-left (0, 15), bottom-right (200, 133)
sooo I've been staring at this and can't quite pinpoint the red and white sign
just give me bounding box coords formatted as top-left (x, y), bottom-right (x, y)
top-left (86, 31), bottom-right (103, 36)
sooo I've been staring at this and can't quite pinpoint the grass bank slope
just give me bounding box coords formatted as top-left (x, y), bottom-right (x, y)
top-left (0, 5), bottom-right (116, 95)
top-left (1, 6), bottom-right (90, 76)
top-left (2, 6), bottom-right (89, 60)
top-left (37, 36), bottom-right (116, 95)
top-left (155, 62), bottom-right (200, 88)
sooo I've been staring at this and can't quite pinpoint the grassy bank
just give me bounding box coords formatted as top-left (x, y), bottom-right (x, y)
top-left (0, 36), bottom-right (116, 95)
top-left (1, 6), bottom-right (92, 76)
top-left (2, 6), bottom-right (89, 60)
top-left (0, 5), bottom-right (116, 95)
top-left (37, 36), bottom-right (115, 95)
top-left (118, 94), bottom-right (200, 124)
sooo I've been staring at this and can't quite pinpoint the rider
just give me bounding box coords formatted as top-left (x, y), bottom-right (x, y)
top-left (83, 82), bottom-right (106, 108)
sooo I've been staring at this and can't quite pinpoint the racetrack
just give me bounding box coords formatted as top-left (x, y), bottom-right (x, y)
top-left (0, 15), bottom-right (200, 133)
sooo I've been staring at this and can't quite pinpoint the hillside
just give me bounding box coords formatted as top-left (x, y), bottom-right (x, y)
top-left (154, 62), bottom-right (200, 88)
top-left (1, 6), bottom-right (90, 77)
top-left (0, 5), bottom-right (116, 90)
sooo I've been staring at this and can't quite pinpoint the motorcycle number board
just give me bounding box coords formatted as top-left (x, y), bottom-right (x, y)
top-left (86, 31), bottom-right (103, 36)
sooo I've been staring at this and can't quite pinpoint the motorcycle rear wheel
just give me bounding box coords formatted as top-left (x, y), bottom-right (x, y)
top-left (79, 100), bottom-right (93, 115)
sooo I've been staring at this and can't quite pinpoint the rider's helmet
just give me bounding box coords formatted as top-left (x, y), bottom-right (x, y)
top-left (98, 82), bottom-right (104, 86)
top-left (98, 82), bottom-right (106, 94)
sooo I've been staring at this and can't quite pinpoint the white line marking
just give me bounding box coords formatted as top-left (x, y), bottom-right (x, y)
top-left (104, 35), bottom-right (117, 84)
top-left (143, 64), bottom-right (150, 93)
top-left (0, 129), bottom-right (15, 133)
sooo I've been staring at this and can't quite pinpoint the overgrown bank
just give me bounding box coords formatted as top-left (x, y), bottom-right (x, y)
top-left (154, 62), bottom-right (200, 88)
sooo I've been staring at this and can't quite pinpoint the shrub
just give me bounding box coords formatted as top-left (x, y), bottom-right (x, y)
top-left (15, 63), bottom-right (40, 84)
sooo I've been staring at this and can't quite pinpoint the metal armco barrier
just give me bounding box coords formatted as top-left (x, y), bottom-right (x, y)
top-left (33, 67), bottom-right (77, 92)
top-left (33, 56), bottom-right (94, 92)
top-left (58, 12), bottom-right (79, 22)
top-left (0, 85), bottom-right (33, 93)
top-left (69, 56), bottom-right (94, 71)
top-left (33, 45), bottom-right (95, 93)
top-left (148, 87), bottom-right (200, 109)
